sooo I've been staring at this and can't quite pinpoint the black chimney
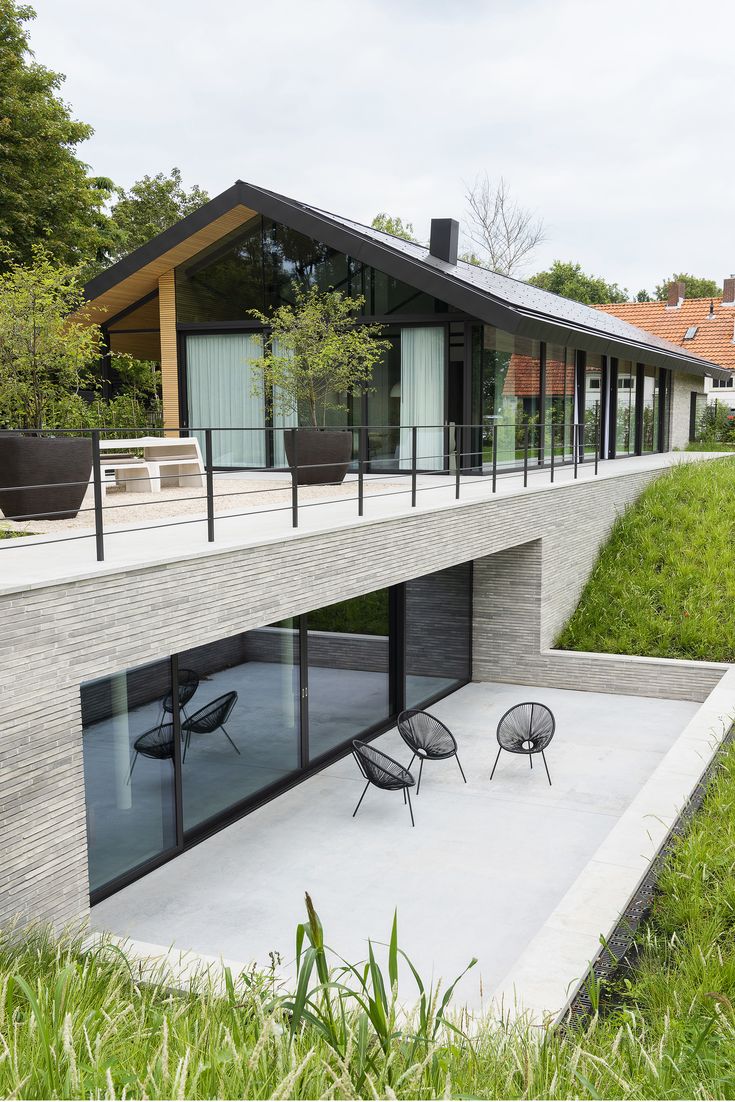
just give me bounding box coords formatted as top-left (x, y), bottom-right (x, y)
top-left (429, 218), bottom-right (459, 265)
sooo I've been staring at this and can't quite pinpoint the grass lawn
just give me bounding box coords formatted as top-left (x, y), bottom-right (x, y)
top-left (557, 457), bottom-right (735, 662)
top-left (4, 740), bottom-right (735, 1100)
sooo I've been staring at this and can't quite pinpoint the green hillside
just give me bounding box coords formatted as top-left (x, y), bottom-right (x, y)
top-left (557, 457), bottom-right (735, 662)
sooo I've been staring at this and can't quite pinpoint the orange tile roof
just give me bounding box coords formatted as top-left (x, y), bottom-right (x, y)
top-left (595, 298), bottom-right (735, 370)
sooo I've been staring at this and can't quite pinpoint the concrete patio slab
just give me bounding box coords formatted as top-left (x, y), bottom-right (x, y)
top-left (91, 680), bottom-right (702, 1016)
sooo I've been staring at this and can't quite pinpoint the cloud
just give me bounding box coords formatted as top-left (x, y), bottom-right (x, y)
top-left (28, 0), bottom-right (735, 292)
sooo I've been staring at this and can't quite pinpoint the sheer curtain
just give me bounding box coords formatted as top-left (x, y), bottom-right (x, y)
top-left (186, 334), bottom-right (265, 466)
top-left (271, 339), bottom-right (298, 467)
top-left (399, 327), bottom-right (445, 471)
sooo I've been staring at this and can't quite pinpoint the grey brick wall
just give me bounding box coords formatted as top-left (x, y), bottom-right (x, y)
top-left (670, 371), bottom-right (704, 449)
top-left (0, 454), bottom-right (724, 931)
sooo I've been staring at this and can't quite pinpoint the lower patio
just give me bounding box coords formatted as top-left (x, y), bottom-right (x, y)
top-left (90, 679), bottom-right (706, 1017)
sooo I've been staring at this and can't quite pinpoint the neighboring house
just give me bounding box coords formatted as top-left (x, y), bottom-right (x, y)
top-left (597, 280), bottom-right (735, 414)
top-left (81, 181), bottom-right (726, 469)
top-left (2, 182), bottom-right (729, 932)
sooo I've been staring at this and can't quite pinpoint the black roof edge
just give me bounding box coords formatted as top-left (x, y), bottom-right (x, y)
top-left (84, 179), bottom-right (727, 381)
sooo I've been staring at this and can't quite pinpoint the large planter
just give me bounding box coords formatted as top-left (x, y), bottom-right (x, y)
top-left (284, 428), bottom-right (353, 485)
top-left (0, 436), bottom-right (92, 521)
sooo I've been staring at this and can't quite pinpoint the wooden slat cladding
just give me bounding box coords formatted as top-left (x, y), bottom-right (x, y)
top-left (108, 295), bottom-right (160, 331)
top-left (158, 270), bottom-right (179, 434)
top-left (79, 205), bottom-right (257, 326)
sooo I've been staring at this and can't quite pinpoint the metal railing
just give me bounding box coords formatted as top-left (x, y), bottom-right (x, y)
top-left (0, 416), bottom-right (602, 564)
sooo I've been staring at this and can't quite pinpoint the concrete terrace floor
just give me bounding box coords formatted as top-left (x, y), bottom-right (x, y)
top-left (0, 450), bottom-right (729, 594)
top-left (91, 680), bottom-right (700, 1016)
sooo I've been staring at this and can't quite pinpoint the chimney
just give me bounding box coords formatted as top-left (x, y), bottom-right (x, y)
top-left (666, 280), bottom-right (686, 308)
top-left (723, 276), bottom-right (735, 306)
top-left (429, 218), bottom-right (459, 265)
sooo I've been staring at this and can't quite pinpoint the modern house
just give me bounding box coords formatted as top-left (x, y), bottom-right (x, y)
top-left (2, 181), bottom-right (731, 968)
top-left (597, 279), bottom-right (735, 410)
top-left (82, 181), bottom-right (724, 470)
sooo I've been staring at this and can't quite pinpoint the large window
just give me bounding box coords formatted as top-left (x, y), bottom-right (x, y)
top-left (186, 333), bottom-right (266, 466)
top-left (472, 326), bottom-right (542, 467)
top-left (177, 621), bottom-right (301, 835)
top-left (82, 565), bottom-right (473, 899)
top-left (583, 354), bottom-right (604, 454)
top-left (545, 345), bottom-right (575, 460)
top-left (306, 592), bottom-right (390, 760)
top-left (405, 562), bottom-right (472, 708)
top-left (616, 360), bottom-right (637, 455)
top-left (81, 659), bottom-right (177, 894)
top-left (641, 365), bottom-right (662, 453)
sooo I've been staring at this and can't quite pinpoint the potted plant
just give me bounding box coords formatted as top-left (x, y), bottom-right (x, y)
top-left (250, 283), bottom-right (388, 485)
top-left (0, 251), bottom-right (103, 520)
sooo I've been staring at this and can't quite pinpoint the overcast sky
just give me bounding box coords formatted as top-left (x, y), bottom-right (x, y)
top-left (27, 0), bottom-right (735, 295)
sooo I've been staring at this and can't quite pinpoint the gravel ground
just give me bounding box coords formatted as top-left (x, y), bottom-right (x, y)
top-left (1, 475), bottom-right (397, 534)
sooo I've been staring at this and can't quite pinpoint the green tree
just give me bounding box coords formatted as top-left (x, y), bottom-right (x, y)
top-left (250, 284), bottom-right (389, 428)
top-left (653, 272), bottom-right (723, 300)
top-left (370, 213), bottom-right (418, 242)
top-left (528, 260), bottom-right (628, 304)
top-left (0, 249), bottom-right (102, 429)
top-left (107, 168), bottom-right (209, 261)
top-left (0, 1), bottom-right (114, 271)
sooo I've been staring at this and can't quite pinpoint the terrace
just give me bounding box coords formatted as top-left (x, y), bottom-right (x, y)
top-left (89, 676), bottom-right (729, 1023)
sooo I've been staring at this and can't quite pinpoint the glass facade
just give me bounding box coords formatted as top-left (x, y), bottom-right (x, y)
top-left (82, 563), bottom-right (473, 898)
top-left (471, 326), bottom-right (542, 466)
top-left (174, 214), bottom-right (672, 472)
top-left (81, 659), bottom-right (177, 893)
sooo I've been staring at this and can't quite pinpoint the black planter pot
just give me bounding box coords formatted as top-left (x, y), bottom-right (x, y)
top-left (0, 436), bottom-right (93, 521)
top-left (284, 428), bottom-right (353, 485)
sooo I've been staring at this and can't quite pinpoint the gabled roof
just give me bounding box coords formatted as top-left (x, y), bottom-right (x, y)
top-left (596, 298), bottom-right (735, 371)
top-left (83, 180), bottom-right (727, 379)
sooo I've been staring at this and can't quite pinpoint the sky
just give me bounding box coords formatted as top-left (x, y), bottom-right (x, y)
top-left (26, 0), bottom-right (735, 296)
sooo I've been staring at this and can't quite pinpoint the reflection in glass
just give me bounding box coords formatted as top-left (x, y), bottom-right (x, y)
top-left (616, 360), bottom-right (637, 455)
top-left (405, 562), bottom-right (472, 708)
top-left (473, 326), bottom-right (541, 467)
top-left (583, 354), bottom-right (603, 453)
top-left (641, 365), bottom-right (660, 453)
top-left (307, 591), bottom-right (390, 760)
top-left (179, 621), bottom-right (300, 835)
top-left (81, 659), bottom-right (177, 893)
top-left (366, 330), bottom-right (401, 470)
top-left (545, 345), bottom-right (575, 460)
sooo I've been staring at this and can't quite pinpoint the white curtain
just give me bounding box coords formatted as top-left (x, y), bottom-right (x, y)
top-left (399, 327), bottom-right (445, 471)
top-left (271, 339), bottom-right (298, 467)
top-left (186, 333), bottom-right (266, 466)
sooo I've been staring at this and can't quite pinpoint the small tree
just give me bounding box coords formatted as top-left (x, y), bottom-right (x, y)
top-left (0, 249), bottom-right (103, 430)
top-left (250, 284), bottom-right (389, 429)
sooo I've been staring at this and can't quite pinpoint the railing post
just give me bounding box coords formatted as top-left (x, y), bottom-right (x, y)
top-left (290, 427), bottom-right (299, 528)
top-left (358, 426), bottom-right (365, 517)
top-left (523, 424), bottom-right (529, 488)
top-left (91, 429), bottom-right (104, 562)
top-left (492, 424), bottom-right (497, 492)
top-left (573, 423), bottom-right (578, 479)
top-left (455, 425), bottom-right (461, 500)
top-left (205, 428), bottom-right (215, 542)
top-left (550, 424), bottom-right (555, 483)
top-left (411, 425), bottom-right (417, 507)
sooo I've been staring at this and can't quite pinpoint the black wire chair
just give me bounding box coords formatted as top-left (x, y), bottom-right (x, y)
top-left (491, 702), bottom-right (555, 786)
top-left (352, 739), bottom-right (416, 826)
top-left (160, 668), bottom-right (199, 726)
top-left (397, 708), bottom-right (467, 794)
top-left (181, 691), bottom-right (239, 762)
top-left (127, 722), bottom-right (175, 783)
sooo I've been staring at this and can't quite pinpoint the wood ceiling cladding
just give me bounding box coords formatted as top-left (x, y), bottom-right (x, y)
top-left (107, 294), bottom-right (160, 330)
top-left (81, 204), bottom-right (258, 325)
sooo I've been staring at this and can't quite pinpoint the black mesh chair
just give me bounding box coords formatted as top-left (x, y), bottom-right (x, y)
top-left (352, 739), bottom-right (416, 826)
top-left (491, 702), bottom-right (555, 785)
top-left (181, 691), bottom-right (239, 762)
top-left (127, 722), bottom-right (175, 783)
top-left (160, 668), bottom-right (199, 725)
top-left (397, 708), bottom-right (467, 794)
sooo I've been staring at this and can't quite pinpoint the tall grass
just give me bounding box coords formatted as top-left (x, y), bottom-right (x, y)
top-left (4, 743), bottom-right (735, 1102)
top-left (557, 457), bottom-right (735, 662)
